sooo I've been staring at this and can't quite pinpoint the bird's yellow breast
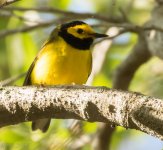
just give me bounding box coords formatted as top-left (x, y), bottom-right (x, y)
top-left (30, 37), bottom-right (92, 85)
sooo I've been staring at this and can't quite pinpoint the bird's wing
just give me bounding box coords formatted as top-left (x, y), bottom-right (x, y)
top-left (88, 53), bottom-right (92, 78)
top-left (23, 27), bottom-right (60, 86)
top-left (23, 56), bottom-right (38, 85)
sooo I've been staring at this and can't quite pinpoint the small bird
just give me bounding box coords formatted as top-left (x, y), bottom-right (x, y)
top-left (24, 20), bottom-right (107, 132)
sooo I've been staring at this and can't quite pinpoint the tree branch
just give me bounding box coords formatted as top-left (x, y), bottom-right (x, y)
top-left (0, 72), bottom-right (26, 86)
top-left (0, 85), bottom-right (162, 140)
top-left (0, 0), bottom-right (20, 8)
top-left (0, 18), bottom-right (64, 38)
top-left (94, 123), bottom-right (115, 150)
top-left (113, 33), bottom-right (151, 90)
top-left (2, 6), bottom-right (124, 23)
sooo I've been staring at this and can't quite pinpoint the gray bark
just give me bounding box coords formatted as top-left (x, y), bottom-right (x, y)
top-left (0, 85), bottom-right (162, 140)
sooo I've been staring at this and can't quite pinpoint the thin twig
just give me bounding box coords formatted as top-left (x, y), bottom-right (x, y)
top-left (93, 29), bottom-right (128, 45)
top-left (2, 6), bottom-right (124, 23)
top-left (0, 22), bottom-right (52, 37)
top-left (0, 17), bottom-right (69, 38)
top-left (0, 11), bottom-right (37, 23)
top-left (0, 0), bottom-right (20, 8)
top-left (119, 7), bottom-right (129, 22)
top-left (0, 72), bottom-right (26, 86)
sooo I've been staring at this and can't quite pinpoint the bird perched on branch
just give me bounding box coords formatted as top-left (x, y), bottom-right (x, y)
top-left (24, 20), bottom-right (108, 132)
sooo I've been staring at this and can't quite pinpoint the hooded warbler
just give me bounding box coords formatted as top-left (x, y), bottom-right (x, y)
top-left (24, 20), bottom-right (108, 132)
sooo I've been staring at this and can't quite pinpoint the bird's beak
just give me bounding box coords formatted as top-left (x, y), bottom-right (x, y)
top-left (91, 33), bottom-right (108, 38)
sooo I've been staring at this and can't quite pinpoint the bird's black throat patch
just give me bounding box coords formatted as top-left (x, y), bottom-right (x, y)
top-left (58, 21), bottom-right (93, 50)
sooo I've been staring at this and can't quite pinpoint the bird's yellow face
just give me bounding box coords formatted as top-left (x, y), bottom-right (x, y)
top-left (67, 24), bottom-right (95, 39)
top-left (58, 21), bottom-right (108, 50)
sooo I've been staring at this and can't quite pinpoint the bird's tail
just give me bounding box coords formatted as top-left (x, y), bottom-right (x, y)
top-left (32, 118), bottom-right (51, 132)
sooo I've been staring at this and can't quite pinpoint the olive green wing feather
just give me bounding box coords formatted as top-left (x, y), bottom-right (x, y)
top-left (88, 53), bottom-right (92, 78)
top-left (23, 57), bottom-right (38, 85)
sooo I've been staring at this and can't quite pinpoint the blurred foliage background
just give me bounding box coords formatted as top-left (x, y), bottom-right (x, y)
top-left (0, 0), bottom-right (163, 149)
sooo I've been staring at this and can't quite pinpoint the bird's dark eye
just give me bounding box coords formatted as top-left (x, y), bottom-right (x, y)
top-left (77, 28), bottom-right (84, 34)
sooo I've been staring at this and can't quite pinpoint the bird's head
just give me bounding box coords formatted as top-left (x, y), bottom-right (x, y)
top-left (58, 21), bottom-right (108, 50)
